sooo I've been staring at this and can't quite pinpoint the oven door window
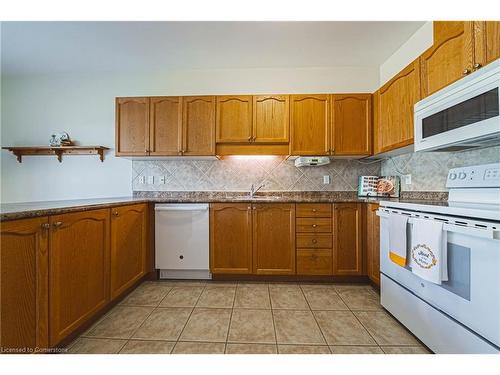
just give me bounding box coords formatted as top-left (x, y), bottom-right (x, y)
top-left (422, 87), bottom-right (499, 139)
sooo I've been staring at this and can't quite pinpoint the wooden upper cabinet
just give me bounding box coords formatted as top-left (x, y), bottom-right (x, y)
top-left (474, 21), bottom-right (500, 68)
top-left (372, 90), bottom-right (382, 154)
top-left (216, 95), bottom-right (253, 143)
top-left (333, 203), bottom-right (363, 276)
top-left (115, 97), bottom-right (150, 156)
top-left (331, 94), bottom-right (372, 156)
top-left (110, 204), bottom-right (148, 300)
top-left (182, 96), bottom-right (216, 155)
top-left (290, 94), bottom-right (330, 155)
top-left (366, 203), bottom-right (380, 287)
top-left (149, 96), bottom-right (182, 156)
top-left (378, 59), bottom-right (421, 153)
top-left (253, 95), bottom-right (289, 143)
top-left (421, 21), bottom-right (474, 97)
top-left (1, 217), bottom-right (49, 351)
top-left (210, 203), bottom-right (253, 274)
top-left (49, 209), bottom-right (110, 346)
top-left (252, 203), bottom-right (295, 275)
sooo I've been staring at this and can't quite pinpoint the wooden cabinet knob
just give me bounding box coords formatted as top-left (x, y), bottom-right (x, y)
top-left (312, 224), bottom-right (317, 228)
top-left (473, 63), bottom-right (482, 70)
top-left (53, 221), bottom-right (63, 228)
top-left (41, 223), bottom-right (50, 230)
top-left (248, 136), bottom-right (252, 142)
top-left (312, 239), bottom-right (317, 244)
top-left (312, 209), bottom-right (317, 212)
top-left (463, 68), bottom-right (471, 75)
top-left (113, 211), bottom-right (119, 216)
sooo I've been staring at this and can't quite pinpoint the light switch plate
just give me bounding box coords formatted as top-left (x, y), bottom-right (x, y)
top-left (323, 175), bottom-right (331, 184)
top-left (405, 174), bottom-right (412, 185)
top-left (147, 176), bottom-right (154, 184)
top-left (138, 176), bottom-right (145, 184)
top-left (159, 176), bottom-right (166, 184)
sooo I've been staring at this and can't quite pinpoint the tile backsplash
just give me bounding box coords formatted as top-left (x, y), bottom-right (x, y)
top-left (132, 146), bottom-right (500, 193)
top-left (381, 145), bottom-right (500, 191)
top-left (132, 157), bottom-right (381, 192)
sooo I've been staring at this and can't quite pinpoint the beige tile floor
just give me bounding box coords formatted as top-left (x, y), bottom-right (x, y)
top-left (66, 280), bottom-right (431, 354)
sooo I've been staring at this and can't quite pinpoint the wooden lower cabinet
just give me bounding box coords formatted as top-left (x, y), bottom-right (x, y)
top-left (0, 217), bottom-right (49, 351)
top-left (210, 203), bottom-right (253, 274)
top-left (209, 203), bottom-right (295, 275)
top-left (110, 204), bottom-right (148, 300)
top-left (253, 204), bottom-right (296, 275)
top-left (333, 203), bottom-right (363, 276)
top-left (366, 203), bottom-right (381, 286)
top-left (296, 249), bottom-right (332, 275)
top-left (49, 209), bottom-right (110, 346)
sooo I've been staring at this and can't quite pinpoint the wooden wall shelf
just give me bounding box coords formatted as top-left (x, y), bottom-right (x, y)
top-left (2, 146), bottom-right (109, 163)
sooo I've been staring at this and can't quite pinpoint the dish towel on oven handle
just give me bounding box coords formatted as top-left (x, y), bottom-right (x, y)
top-left (409, 218), bottom-right (448, 284)
top-left (388, 214), bottom-right (409, 267)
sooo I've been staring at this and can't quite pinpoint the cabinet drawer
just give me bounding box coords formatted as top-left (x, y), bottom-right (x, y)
top-left (296, 233), bottom-right (332, 248)
top-left (297, 249), bottom-right (332, 275)
top-left (296, 218), bottom-right (331, 233)
top-left (296, 203), bottom-right (332, 218)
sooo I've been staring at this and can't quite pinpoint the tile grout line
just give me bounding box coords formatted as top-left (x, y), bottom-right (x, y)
top-left (172, 283), bottom-right (207, 352)
top-left (299, 285), bottom-right (331, 353)
top-left (268, 284), bottom-right (280, 353)
top-left (223, 285), bottom-right (237, 353)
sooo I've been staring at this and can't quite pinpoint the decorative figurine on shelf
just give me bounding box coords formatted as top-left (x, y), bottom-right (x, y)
top-left (49, 132), bottom-right (73, 147)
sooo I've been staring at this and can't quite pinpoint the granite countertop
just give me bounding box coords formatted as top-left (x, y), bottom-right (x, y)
top-left (0, 191), bottom-right (448, 221)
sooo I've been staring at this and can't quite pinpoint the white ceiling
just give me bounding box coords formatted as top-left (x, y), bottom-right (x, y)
top-left (1, 21), bottom-right (425, 75)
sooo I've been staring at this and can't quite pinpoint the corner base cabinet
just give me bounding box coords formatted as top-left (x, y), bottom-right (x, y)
top-left (49, 209), bottom-right (110, 346)
top-left (110, 204), bottom-right (148, 300)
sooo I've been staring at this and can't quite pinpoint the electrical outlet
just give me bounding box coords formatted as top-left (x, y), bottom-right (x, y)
top-left (138, 176), bottom-right (145, 184)
top-left (323, 175), bottom-right (331, 184)
top-left (405, 174), bottom-right (412, 185)
top-left (159, 176), bottom-right (166, 184)
top-left (147, 176), bottom-right (154, 184)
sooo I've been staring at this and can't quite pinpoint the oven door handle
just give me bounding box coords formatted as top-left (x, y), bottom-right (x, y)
top-left (377, 210), bottom-right (499, 240)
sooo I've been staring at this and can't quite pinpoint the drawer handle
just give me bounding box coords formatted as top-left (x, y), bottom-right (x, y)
top-left (312, 224), bottom-right (317, 228)
top-left (312, 239), bottom-right (318, 244)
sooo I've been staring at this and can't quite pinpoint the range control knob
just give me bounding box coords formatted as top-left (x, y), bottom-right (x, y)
top-left (458, 172), bottom-right (467, 180)
top-left (449, 173), bottom-right (457, 180)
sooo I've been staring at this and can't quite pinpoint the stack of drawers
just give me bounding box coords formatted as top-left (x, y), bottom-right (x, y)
top-left (295, 203), bottom-right (333, 275)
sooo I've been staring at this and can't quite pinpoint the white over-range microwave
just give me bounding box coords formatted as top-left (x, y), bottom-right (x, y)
top-left (414, 58), bottom-right (500, 152)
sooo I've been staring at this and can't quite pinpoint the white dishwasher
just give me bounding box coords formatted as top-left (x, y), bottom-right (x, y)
top-left (155, 203), bottom-right (211, 280)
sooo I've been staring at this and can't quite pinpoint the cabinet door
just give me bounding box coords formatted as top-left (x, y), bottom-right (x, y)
top-left (366, 203), bottom-right (380, 286)
top-left (421, 21), bottom-right (474, 97)
top-left (110, 204), bottom-right (148, 300)
top-left (0, 217), bottom-right (49, 351)
top-left (333, 203), bottom-right (363, 276)
top-left (253, 203), bottom-right (295, 275)
top-left (115, 97), bottom-right (150, 156)
top-left (290, 95), bottom-right (329, 155)
top-left (253, 95), bottom-right (289, 143)
top-left (372, 90), bottom-right (382, 154)
top-left (378, 59), bottom-right (421, 153)
top-left (182, 96), bottom-right (216, 155)
top-left (331, 94), bottom-right (372, 156)
top-left (210, 203), bottom-right (252, 274)
top-left (150, 96), bottom-right (182, 156)
top-left (216, 95), bottom-right (253, 143)
top-left (49, 209), bottom-right (110, 346)
top-left (474, 21), bottom-right (500, 68)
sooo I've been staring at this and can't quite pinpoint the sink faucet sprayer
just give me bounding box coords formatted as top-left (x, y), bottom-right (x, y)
top-left (250, 182), bottom-right (266, 198)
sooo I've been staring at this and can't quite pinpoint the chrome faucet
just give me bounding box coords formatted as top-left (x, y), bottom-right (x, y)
top-left (250, 182), bottom-right (266, 198)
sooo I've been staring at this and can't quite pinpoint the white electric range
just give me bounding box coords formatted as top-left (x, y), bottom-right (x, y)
top-left (377, 162), bottom-right (500, 354)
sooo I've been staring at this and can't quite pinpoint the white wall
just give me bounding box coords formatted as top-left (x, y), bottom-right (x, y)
top-left (1, 66), bottom-right (379, 203)
top-left (379, 21), bottom-right (433, 86)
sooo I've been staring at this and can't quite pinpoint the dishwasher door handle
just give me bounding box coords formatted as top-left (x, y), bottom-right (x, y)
top-left (155, 206), bottom-right (209, 212)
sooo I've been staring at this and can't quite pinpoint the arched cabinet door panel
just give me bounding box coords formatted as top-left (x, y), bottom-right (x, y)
top-left (216, 96), bottom-right (253, 143)
top-left (115, 97), bottom-right (150, 155)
